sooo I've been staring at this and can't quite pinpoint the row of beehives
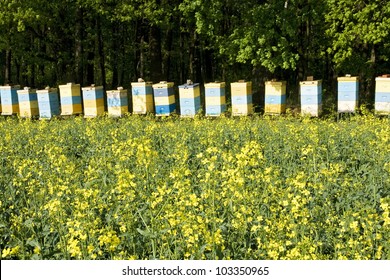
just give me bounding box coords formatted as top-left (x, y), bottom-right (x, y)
top-left (0, 76), bottom-right (389, 118)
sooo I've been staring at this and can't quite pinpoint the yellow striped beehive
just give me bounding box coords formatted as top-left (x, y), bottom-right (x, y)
top-left (131, 81), bottom-right (154, 114)
top-left (107, 87), bottom-right (129, 117)
top-left (17, 87), bottom-right (39, 118)
top-left (337, 75), bottom-right (359, 113)
top-left (205, 82), bottom-right (226, 116)
top-left (0, 85), bottom-right (20, 115)
top-left (36, 87), bottom-right (60, 119)
top-left (264, 80), bottom-right (286, 114)
top-left (231, 80), bottom-right (253, 116)
top-left (375, 75), bottom-right (390, 115)
top-left (152, 81), bottom-right (176, 116)
top-left (59, 83), bottom-right (83, 115)
top-left (300, 79), bottom-right (322, 117)
top-left (82, 85), bottom-right (105, 118)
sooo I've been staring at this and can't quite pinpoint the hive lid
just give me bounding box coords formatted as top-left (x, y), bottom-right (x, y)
top-left (300, 80), bottom-right (322, 85)
top-left (337, 75), bottom-right (359, 81)
top-left (205, 81), bottom-right (226, 88)
top-left (265, 80), bottom-right (286, 85)
top-left (131, 81), bottom-right (153, 86)
top-left (82, 85), bottom-right (104, 90)
top-left (376, 74), bottom-right (390, 81)
top-left (37, 87), bottom-right (58, 93)
top-left (59, 82), bottom-right (80, 88)
top-left (179, 82), bottom-right (200, 88)
top-left (0, 84), bottom-right (20, 89)
top-left (152, 81), bottom-right (174, 88)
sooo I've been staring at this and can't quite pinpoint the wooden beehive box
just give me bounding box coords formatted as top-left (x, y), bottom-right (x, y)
top-left (299, 79), bottom-right (322, 117)
top-left (59, 83), bottom-right (82, 115)
top-left (131, 81), bottom-right (154, 114)
top-left (205, 82), bottom-right (226, 116)
top-left (82, 85), bottom-right (105, 118)
top-left (153, 81), bottom-right (176, 116)
top-left (264, 80), bottom-right (287, 114)
top-left (0, 85), bottom-right (20, 115)
top-left (17, 87), bottom-right (39, 118)
top-left (107, 87), bottom-right (128, 117)
top-left (230, 80), bottom-right (253, 116)
top-left (37, 87), bottom-right (60, 119)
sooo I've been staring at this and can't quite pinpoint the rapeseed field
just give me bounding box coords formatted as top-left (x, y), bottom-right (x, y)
top-left (0, 113), bottom-right (389, 260)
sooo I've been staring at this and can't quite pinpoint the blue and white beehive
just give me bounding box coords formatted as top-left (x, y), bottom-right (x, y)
top-left (375, 75), bottom-right (390, 115)
top-left (205, 82), bottom-right (226, 116)
top-left (37, 87), bottom-right (60, 119)
top-left (17, 87), bottom-right (39, 118)
top-left (82, 85), bottom-right (105, 118)
top-left (59, 83), bottom-right (83, 115)
top-left (131, 81), bottom-right (154, 114)
top-left (178, 81), bottom-right (201, 117)
top-left (264, 80), bottom-right (286, 114)
top-left (107, 87), bottom-right (128, 117)
top-left (300, 78), bottom-right (322, 117)
top-left (337, 75), bottom-right (359, 113)
top-left (0, 85), bottom-right (20, 115)
top-left (231, 80), bottom-right (253, 116)
top-left (152, 81), bottom-right (176, 116)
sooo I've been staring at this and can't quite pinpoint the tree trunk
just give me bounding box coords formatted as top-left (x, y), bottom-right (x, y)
top-left (75, 7), bottom-right (84, 85)
top-left (111, 23), bottom-right (119, 88)
top-left (149, 25), bottom-right (163, 82)
top-left (96, 16), bottom-right (106, 89)
top-left (163, 27), bottom-right (173, 81)
top-left (5, 49), bottom-right (12, 84)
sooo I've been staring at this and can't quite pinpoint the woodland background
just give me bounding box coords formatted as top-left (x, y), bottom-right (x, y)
top-left (1, 0), bottom-right (390, 105)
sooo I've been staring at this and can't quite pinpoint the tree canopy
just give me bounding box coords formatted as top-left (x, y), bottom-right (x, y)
top-left (1, 0), bottom-right (390, 101)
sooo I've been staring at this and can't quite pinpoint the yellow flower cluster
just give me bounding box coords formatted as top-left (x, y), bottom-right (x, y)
top-left (0, 113), bottom-right (389, 260)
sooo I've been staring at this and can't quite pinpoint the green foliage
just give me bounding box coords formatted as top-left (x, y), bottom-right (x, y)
top-left (0, 115), bottom-right (389, 259)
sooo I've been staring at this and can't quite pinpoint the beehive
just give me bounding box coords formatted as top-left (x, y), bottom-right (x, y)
top-left (337, 75), bottom-right (359, 113)
top-left (58, 83), bottom-right (82, 115)
top-left (231, 81), bottom-right (253, 116)
top-left (178, 82), bottom-right (201, 117)
top-left (107, 87), bottom-right (128, 117)
top-left (153, 81), bottom-right (176, 116)
top-left (82, 85), bottom-right (105, 118)
top-left (0, 85), bottom-right (20, 115)
top-left (205, 82), bottom-right (226, 116)
top-left (131, 81), bottom-right (154, 114)
top-left (300, 79), bottom-right (322, 117)
top-left (37, 87), bottom-right (60, 119)
top-left (264, 80), bottom-right (286, 114)
top-left (375, 75), bottom-right (390, 115)
top-left (17, 87), bottom-right (39, 118)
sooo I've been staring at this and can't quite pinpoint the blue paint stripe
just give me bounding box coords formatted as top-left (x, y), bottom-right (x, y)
top-left (60, 96), bottom-right (82, 105)
top-left (375, 92), bottom-right (390, 102)
top-left (18, 93), bottom-right (37, 102)
top-left (232, 94), bottom-right (252, 105)
top-left (338, 82), bottom-right (358, 92)
top-left (338, 92), bottom-right (358, 101)
top-left (301, 95), bottom-right (322, 105)
top-left (108, 96), bottom-right (128, 107)
top-left (265, 94), bottom-right (286, 104)
top-left (205, 88), bottom-right (225, 97)
top-left (153, 88), bottom-right (174, 97)
top-left (83, 89), bottom-right (104, 100)
top-left (132, 86), bottom-right (153, 96)
top-left (155, 103), bottom-right (176, 115)
top-left (301, 86), bottom-right (322, 95)
top-left (206, 105), bottom-right (226, 115)
top-left (179, 96), bottom-right (201, 108)
top-left (0, 89), bottom-right (19, 105)
top-left (180, 105), bottom-right (201, 115)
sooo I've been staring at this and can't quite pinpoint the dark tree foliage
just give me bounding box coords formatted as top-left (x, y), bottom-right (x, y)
top-left (1, 0), bottom-right (390, 104)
